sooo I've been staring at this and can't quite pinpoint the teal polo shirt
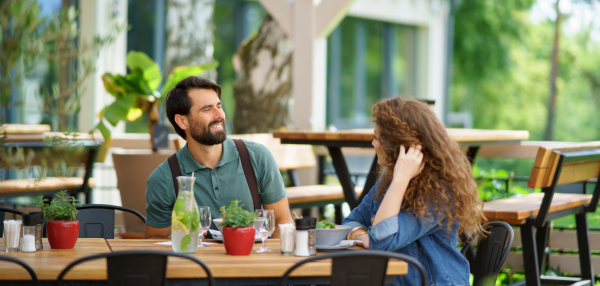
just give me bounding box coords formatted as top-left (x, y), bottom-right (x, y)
top-left (145, 137), bottom-right (287, 228)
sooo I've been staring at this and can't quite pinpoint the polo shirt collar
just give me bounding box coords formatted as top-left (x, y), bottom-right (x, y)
top-left (178, 137), bottom-right (238, 173)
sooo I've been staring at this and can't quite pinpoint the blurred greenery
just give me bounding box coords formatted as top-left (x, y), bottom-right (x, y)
top-left (473, 165), bottom-right (532, 202)
top-left (451, 0), bottom-right (600, 142)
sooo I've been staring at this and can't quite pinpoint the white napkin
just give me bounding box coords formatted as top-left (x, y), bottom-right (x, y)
top-left (339, 240), bottom-right (359, 246)
top-left (208, 229), bottom-right (222, 238)
top-left (155, 241), bottom-right (218, 246)
top-left (209, 229), bottom-right (262, 239)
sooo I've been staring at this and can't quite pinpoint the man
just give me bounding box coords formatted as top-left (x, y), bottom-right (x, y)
top-left (144, 76), bottom-right (293, 239)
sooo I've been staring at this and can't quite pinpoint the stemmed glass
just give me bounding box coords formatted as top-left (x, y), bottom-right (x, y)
top-left (198, 206), bottom-right (211, 248)
top-left (254, 209), bottom-right (275, 253)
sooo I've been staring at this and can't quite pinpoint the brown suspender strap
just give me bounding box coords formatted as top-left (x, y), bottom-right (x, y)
top-left (167, 140), bottom-right (261, 210)
top-left (233, 139), bottom-right (262, 210)
top-left (168, 154), bottom-right (182, 197)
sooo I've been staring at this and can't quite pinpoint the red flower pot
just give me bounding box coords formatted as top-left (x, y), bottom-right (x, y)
top-left (47, 220), bottom-right (79, 249)
top-left (222, 226), bottom-right (255, 255)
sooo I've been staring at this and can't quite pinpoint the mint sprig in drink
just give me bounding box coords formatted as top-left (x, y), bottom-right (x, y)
top-left (172, 176), bottom-right (199, 253)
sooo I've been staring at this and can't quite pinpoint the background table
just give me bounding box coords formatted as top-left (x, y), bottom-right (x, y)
top-left (273, 128), bottom-right (530, 209)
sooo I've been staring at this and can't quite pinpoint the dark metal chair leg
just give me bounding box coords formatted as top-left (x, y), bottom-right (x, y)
top-left (521, 222), bottom-right (541, 286)
top-left (334, 204), bottom-right (343, 225)
top-left (535, 223), bottom-right (551, 274)
top-left (575, 213), bottom-right (594, 284)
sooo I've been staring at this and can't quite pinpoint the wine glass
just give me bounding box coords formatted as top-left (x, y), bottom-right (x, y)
top-left (254, 209), bottom-right (275, 253)
top-left (198, 206), bottom-right (211, 248)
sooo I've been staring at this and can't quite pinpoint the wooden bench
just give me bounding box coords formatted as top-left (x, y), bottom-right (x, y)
top-left (176, 134), bottom-right (361, 222)
top-left (482, 142), bottom-right (600, 286)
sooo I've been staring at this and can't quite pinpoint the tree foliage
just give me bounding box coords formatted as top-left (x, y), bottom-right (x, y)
top-left (451, 0), bottom-right (600, 142)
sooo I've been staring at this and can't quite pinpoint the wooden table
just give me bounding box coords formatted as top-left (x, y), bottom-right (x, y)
top-left (0, 238), bottom-right (111, 282)
top-left (0, 238), bottom-right (407, 285)
top-left (0, 132), bottom-right (102, 203)
top-left (107, 239), bottom-right (407, 285)
top-left (273, 128), bottom-right (530, 209)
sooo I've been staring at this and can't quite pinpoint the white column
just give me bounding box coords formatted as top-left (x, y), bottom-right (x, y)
top-left (78, 0), bottom-right (128, 134)
top-left (291, 0), bottom-right (315, 130)
top-left (312, 38), bottom-right (328, 131)
top-left (426, 5), bottom-right (449, 121)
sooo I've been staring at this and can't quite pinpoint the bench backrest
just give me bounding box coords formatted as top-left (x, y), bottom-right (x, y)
top-left (528, 141), bottom-right (600, 189)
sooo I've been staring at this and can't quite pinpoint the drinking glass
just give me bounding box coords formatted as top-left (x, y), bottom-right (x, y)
top-left (198, 206), bottom-right (211, 248)
top-left (254, 209), bottom-right (275, 253)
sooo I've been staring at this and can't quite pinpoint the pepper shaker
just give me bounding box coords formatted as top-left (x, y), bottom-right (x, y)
top-left (307, 217), bottom-right (317, 256)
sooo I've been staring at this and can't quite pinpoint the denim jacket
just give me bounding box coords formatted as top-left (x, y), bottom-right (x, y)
top-left (342, 181), bottom-right (470, 286)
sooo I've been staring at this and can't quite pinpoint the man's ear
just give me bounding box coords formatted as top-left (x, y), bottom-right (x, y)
top-left (174, 114), bottom-right (189, 131)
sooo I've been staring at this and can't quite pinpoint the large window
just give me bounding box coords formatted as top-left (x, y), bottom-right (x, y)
top-left (327, 18), bottom-right (418, 129)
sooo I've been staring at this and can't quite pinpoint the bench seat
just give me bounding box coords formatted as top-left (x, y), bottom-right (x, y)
top-left (286, 185), bottom-right (363, 208)
top-left (483, 193), bottom-right (592, 225)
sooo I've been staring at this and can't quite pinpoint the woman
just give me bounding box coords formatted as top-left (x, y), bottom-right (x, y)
top-left (343, 97), bottom-right (486, 286)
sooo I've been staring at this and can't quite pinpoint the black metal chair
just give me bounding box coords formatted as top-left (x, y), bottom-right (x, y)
top-left (0, 255), bottom-right (39, 286)
top-left (276, 250), bottom-right (427, 286)
top-left (74, 204), bottom-right (146, 239)
top-left (55, 250), bottom-right (214, 286)
top-left (0, 206), bottom-right (27, 235)
top-left (461, 221), bottom-right (515, 286)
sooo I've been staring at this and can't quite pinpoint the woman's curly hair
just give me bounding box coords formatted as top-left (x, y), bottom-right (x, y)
top-left (372, 97), bottom-right (486, 238)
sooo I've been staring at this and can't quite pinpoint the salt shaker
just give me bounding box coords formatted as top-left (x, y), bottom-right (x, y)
top-left (29, 212), bottom-right (44, 250)
top-left (21, 215), bottom-right (37, 253)
top-left (307, 217), bottom-right (317, 256)
top-left (294, 219), bottom-right (310, 257)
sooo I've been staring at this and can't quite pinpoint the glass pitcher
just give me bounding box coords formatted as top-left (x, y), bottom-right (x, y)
top-left (171, 176), bottom-right (200, 253)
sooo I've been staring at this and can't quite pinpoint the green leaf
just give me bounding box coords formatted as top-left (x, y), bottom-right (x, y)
top-left (126, 108), bottom-right (143, 121)
top-left (95, 120), bottom-right (111, 142)
top-left (126, 51), bottom-right (162, 91)
top-left (160, 61), bottom-right (219, 97)
top-left (180, 234), bottom-right (191, 252)
top-left (101, 73), bottom-right (127, 98)
top-left (102, 95), bottom-right (139, 126)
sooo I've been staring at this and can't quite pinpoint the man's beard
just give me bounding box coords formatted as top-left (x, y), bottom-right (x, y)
top-left (190, 119), bottom-right (227, 145)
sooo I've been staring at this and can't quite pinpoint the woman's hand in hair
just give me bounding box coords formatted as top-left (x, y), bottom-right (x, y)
top-left (392, 145), bottom-right (424, 184)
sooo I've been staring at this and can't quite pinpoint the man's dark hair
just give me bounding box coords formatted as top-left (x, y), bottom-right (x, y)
top-left (165, 76), bottom-right (221, 140)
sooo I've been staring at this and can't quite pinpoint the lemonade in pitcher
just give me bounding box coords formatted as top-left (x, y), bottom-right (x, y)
top-left (171, 176), bottom-right (200, 253)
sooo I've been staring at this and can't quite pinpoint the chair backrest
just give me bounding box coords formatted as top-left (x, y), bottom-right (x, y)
top-left (277, 250), bottom-right (427, 286)
top-left (177, 134), bottom-right (317, 171)
top-left (461, 221), bottom-right (514, 286)
top-left (0, 206), bottom-right (26, 216)
top-left (0, 255), bottom-right (39, 286)
top-left (0, 206), bottom-right (27, 236)
top-left (75, 204), bottom-right (146, 239)
top-left (56, 250), bottom-right (214, 286)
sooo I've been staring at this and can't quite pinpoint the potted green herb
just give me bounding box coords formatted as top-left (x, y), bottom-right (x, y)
top-left (37, 191), bottom-right (81, 249)
top-left (219, 200), bottom-right (257, 255)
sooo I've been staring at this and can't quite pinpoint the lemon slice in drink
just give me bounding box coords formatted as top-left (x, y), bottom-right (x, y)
top-left (172, 218), bottom-right (189, 234)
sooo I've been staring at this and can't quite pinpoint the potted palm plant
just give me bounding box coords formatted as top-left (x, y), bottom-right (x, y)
top-left (219, 200), bottom-right (257, 256)
top-left (38, 191), bottom-right (81, 249)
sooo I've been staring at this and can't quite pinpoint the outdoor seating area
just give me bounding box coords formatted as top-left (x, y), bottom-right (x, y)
top-left (2, 0), bottom-right (600, 285)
